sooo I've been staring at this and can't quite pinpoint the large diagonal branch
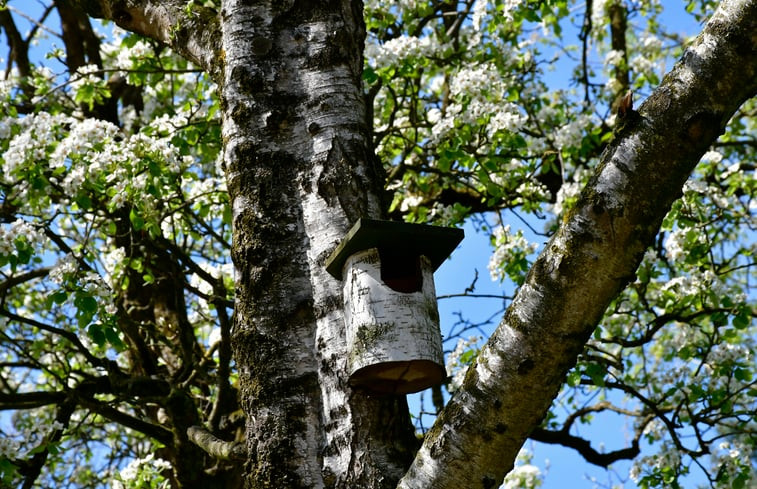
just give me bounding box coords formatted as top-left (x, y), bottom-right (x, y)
top-left (398, 1), bottom-right (757, 487)
top-left (75, 0), bottom-right (221, 77)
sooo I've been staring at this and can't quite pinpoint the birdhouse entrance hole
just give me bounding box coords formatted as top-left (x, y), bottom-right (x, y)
top-left (378, 249), bottom-right (422, 293)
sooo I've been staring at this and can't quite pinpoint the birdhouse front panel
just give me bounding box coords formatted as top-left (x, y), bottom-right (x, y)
top-left (342, 248), bottom-right (445, 394)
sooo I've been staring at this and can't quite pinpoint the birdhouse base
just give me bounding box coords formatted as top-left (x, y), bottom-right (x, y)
top-left (349, 360), bottom-right (446, 395)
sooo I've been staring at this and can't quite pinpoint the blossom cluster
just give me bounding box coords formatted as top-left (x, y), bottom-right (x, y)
top-left (488, 224), bottom-right (539, 283)
top-left (111, 453), bottom-right (172, 489)
top-left (502, 448), bottom-right (543, 489)
top-left (428, 64), bottom-right (526, 145)
top-left (445, 335), bottom-right (481, 392)
top-left (364, 35), bottom-right (439, 68)
top-left (0, 219), bottom-right (44, 257)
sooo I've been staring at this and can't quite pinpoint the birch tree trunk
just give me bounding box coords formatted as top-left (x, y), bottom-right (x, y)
top-left (218, 1), bottom-right (417, 487)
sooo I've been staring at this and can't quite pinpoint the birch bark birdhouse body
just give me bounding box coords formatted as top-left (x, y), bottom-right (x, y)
top-left (325, 219), bottom-right (463, 395)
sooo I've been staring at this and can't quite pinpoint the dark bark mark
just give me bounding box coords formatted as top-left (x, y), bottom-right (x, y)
top-left (517, 358), bottom-right (534, 375)
top-left (318, 136), bottom-right (364, 222)
top-left (684, 111), bottom-right (723, 144)
top-left (251, 36), bottom-right (273, 56)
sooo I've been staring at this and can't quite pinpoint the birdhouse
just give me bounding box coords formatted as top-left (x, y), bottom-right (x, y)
top-left (325, 218), bottom-right (464, 395)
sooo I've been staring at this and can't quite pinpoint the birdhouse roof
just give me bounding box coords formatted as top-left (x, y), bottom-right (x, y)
top-left (325, 218), bottom-right (464, 279)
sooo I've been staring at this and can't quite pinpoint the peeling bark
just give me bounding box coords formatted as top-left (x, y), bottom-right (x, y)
top-left (398, 1), bottom-right (757, 487)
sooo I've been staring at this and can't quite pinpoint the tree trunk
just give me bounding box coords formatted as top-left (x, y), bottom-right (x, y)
top-left (219, 1), bottom-right (416, 487)
top-left (398, 1), bottom-right (757, 487)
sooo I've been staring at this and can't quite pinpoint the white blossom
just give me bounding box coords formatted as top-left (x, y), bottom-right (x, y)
top-left (115, 39), bottom-right (153, 72)
top-left (68, 64), bottom-right (103, 95)
top-left (488, 224), bottom-right (538, 282)
top-left (604, 49), bottom-right (625, 67)
top-left (663, 228), bottom-right (687, 262)
top-left (49, 254), bottom-right (78, 284)
top-left (114, 453), bottom-right (172, 489)
top-left (553, 113), bottom-right (593, 150)
top-left (472, 0), bottom-right (489, 32)
top-left (0, 219), bottom-right (45, 256)
top-left (548, 168), bottom-right (591, 218)
top-left (701, 149), bottom-right (723, 164)
top-left (365, 35), bottom-right (436, 67)
top-left (445, 335), bottom-right (481, 392)
top-left (503, 448), bottom-right (543, 489)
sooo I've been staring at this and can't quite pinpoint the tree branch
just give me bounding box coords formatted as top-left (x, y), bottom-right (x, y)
top-left (0, 268), bottom-right (51, 297)
top-left (76, 0), bottom-right (221, 77)
top-left (17, 394), bottom-right (76, 489)
top-left (0, 391), bottom-right (66, 410)
top-left (398, 1), bottom-right (757, 487)
top-left (529, 427), bottom-right (640, 468)
top-left (607, 1), bottom-right (630, 112)
top-left (76, 396), bottom-right (173, 445)
top-left (0, 308), bottom-right (106, 368)
top-left (187, 425), bottom-right (247, 461)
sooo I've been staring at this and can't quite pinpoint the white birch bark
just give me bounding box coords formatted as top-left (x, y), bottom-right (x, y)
top-left (342, 249), bottom-right (444, 394)
top-left (219, 1), bottom-right (415, 487)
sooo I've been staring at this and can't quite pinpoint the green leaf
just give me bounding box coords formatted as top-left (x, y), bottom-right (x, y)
top-left (711, 311), bottom-right (728, 327)
top-left (130, 258), bottom-right (143, 272)
top-left (75, 294), bottom-right (98, 313)
top-left (75, 195), bottom-right (93, 210)
top-left (734, 367), bottom-right (752, 382)
top-left (147, 159), bottom-right (161, 176)
top-left (88, 325), bottom-right (107, 347)
top-left (584, 363), bottom-right (606, 387)
top-left (733, 472), bottom-right (748, 489)
top-left (129, 208), bottom-right (145, 230)
top-left (521, 8), bottom-right (540, 22)
top-left (0, 457), bottom-right (19, 485)
top-left (566, 370), bottom-right (581, 387)
top-left (222, 205), bottom-right (232, 225)
top-left (104, 326), bottom-right (124, 349)
top-left (51, 290), bottom-right (68, 305)
top-left (14, 239), bottom-right (33, 265)
top-left (74, 84), bottom-right (96, 108)
top-left (87, 324), bottom-right (106, 346)
top-left (362, 66), bottom-right (378, 84)
top-left (732, 309), bottom-right (750, 330)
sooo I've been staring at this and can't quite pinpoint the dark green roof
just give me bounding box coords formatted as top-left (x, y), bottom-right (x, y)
top-left (325, 218), bottom-right (464, 279)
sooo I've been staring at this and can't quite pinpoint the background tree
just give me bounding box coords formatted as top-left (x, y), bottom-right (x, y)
top-left (0, 1), bottom-right (754, 489)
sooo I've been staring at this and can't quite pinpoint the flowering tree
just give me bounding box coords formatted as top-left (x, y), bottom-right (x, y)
top-left (0, 1), bottom-right (755, 489)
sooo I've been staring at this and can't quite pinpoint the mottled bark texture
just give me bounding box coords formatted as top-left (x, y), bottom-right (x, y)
top-left (219, 1), bottom-right (415, 488)
top-left (398, 1), bottom-right (757, 488)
